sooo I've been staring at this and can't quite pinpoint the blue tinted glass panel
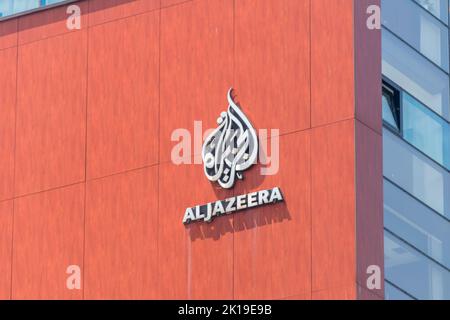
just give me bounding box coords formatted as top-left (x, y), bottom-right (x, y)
top-left (383, 94), bottom-right (399, 129)
top-left (383, 128), bottom-right (450, 218)
top-left (382, 29), bottom-right (450, 120)
top-left (382, 0), bottom-right (449, 71)
top-left (0, 0), bottom-right (38, 17)
top-left (415, 0), bottom-right (449, 24)
top-left (385, 231), bottom-right (450, 300)
top-left (384, 179), bottom-right (450, 268)
top-left (403, 93), bottom-right (450, 169)
top-left (0, 0), bottom-right (68, 18)
top-left (385, 281), bottom-right (415, 300)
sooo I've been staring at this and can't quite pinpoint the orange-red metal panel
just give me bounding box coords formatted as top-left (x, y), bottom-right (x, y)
top-left (235, 0), bottom-right (311, 136)
top-left (312, 285), bottom-right (357, 300)
top-left (89, 0), bottom-right (160, 26)
top-left (311, 0), bottom-right (354, 127)
top-left (234, 132), bottom-right (311, 300)
top-left (355, 121), bottom-right (384, 299)
top-left (87, 11), bottom-right (159, 179)
top-left (158, 154), bottom-right (234, 299)
top-left (161, 0), bottom-right (191, 9)
top-left (0, 18), bottom-right (17, 49)
top-left (18, 1), bottom-right (89, 45)
top-left (15, 31), bottom-right (87, 196)
top-left (355, 0), bottom-right (382, 134)
top-left (283, 292), bottom-right (312, 300)
top-left (0, 201), bottom-right (13, 300)
top-left (159, 0), bottom-right (234, 163)
top-left (0, 47), bottom-right (16, 201)
top-left (311, 120), bottom-right (356, 293)
top-left (12, 184), bottom-right (84, 299)
top-left (84, 167), bottom-right (158, 299)
top-left (0, 0), bottom-right (383, 300)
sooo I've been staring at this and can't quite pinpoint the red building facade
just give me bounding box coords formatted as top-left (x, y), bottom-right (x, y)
top-left (0, 0), bottom-right (383, 299)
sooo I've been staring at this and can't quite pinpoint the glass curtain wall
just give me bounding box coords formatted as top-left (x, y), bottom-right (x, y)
top-left (0, 0), bottom-right (68, 18)
top-left (382, 0), bottom-right (450, 300)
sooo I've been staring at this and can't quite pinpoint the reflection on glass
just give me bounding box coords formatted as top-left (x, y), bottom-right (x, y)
top-left (383, 128), bottom-right (450, 218)
top-left (415, 0), bottom-right (449, 24)
top-left (403, 93), bottom-right (450, 169)
top-left (385, 281), bottom-right (415, 300)
top-left (0, 0), bottom-right (39, 17)
top-left (382, 89), bottom-right (400, 130)
top-left (384, 179), bottom-right (450, 268)
top-left (382, 29), bottom-right (450, 121)
top-left (383, 96), bottom-right (398, 129)
top-left (385, 231), bottom-right (450, 300)
top-left (383, 0), bottom-right (449, 71)
top-left (0, 0), bottom-right (67, 18)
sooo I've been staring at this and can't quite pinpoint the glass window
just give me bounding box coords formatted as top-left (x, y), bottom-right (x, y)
top-left (0, 0), bottom-right (68, 18)
top-left (403, 93), bottom-right (450, 169)
top-left (382, 0), bottom-right (449, 71)
top-left (385, 281), bottom-right (415, 300)
top-left (383, 95), bottom-right (399, 130)
top-left (383, 128), bottom-right (450, 218)
top-left (382, 83), bottom-right (401, 130)
top-left (382, 29), bottom-right (450, 121)
top-left (384, 179), bottom-right (450, 268)
top-left (0, 0), bottom-right (39, 17)
top-left (415, 0), bottom-right (449, 24)
top-left (385, 231), bottom-right (450, 300)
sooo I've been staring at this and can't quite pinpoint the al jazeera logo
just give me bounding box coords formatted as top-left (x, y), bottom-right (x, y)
top-left (183, 89), bottom-right (284, 225)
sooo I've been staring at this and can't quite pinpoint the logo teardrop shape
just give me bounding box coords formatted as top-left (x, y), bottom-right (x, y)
top-left (202, 88), bottom-right (259, 189)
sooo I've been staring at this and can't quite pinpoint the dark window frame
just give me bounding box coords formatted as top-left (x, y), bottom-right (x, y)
top-left (382, 78), bottom-right (402, 135)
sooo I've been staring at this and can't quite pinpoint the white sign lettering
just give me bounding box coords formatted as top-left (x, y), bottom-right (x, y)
top-left (183, 187), bottom-right (284, 224)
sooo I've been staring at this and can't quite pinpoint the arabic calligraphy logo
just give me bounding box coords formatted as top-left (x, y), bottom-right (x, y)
top-left (202, 88), bottom-right (258, 189)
